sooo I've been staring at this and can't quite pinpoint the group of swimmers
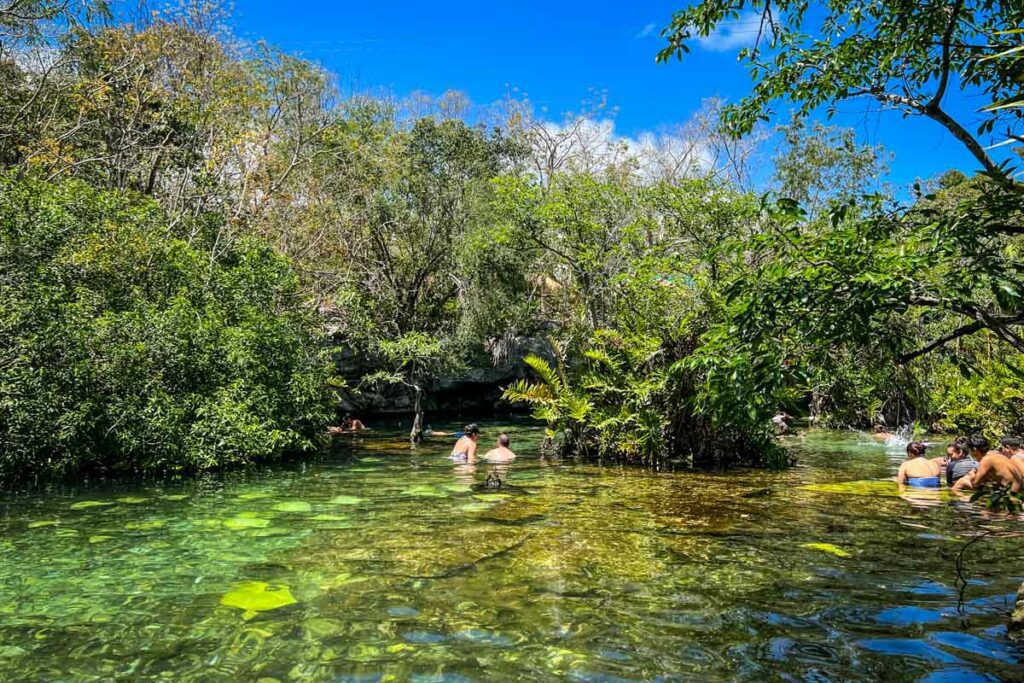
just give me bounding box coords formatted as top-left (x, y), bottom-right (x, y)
top-left (896, 434), bottom-right (1024, 492)
top-left (326, 415), bottom-right (369, 435)
top-left (449, 424), bottom-right (517, 464)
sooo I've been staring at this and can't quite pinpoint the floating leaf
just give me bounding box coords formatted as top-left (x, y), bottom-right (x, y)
top-left (69, 501), bottom-right (116, 510)
top-left (220, 581), bottom-right (297, 613)
top-left (27, 521), bottom-right (58, 529)
top-left (272, 501), bottom-right (312, 513)
top-left (801, 542), bottom-right (851, 557)
top-left (329, 495), bottom-right (364, 506)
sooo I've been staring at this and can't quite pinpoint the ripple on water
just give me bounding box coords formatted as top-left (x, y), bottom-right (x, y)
top-left (857, 638), bottom-right (965, 664)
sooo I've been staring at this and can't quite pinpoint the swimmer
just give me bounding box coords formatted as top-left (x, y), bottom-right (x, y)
top-left (872, 424), bottom-right (895, 442)
top-left (450, 424), bottom-right (480, 463)
top-left (771, 411), bottom-right (793, 435)
top-left (896, 441), bottom-right (941, 487)
top-left (941, 437), bottom-right (978, 487)
top-left (423, 425), bottom-right (452, 437)
top-left (999, 436), bottom-right (1024, 479)
top-left (952, 434), bottom-right (1023, 493)
top-left (483, 433), bottom-right (516, 463)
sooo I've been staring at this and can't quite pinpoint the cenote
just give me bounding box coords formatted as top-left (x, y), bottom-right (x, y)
top-left (1, 420), bottom-right (1023, 681)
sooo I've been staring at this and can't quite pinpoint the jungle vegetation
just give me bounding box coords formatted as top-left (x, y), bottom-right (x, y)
top-left (0, 0), bottom-right (1021, 481)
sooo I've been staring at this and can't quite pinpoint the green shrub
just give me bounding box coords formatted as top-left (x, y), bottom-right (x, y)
top-left (0, 177), bottom-right (334, 482)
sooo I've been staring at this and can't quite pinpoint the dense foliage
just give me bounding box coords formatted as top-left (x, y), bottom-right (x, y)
top-left (2, 0), bottom-right (1022, 480)
top-left (0, 177), bottom-right (333, 481)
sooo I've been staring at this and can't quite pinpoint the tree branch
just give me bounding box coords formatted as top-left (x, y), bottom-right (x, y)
top-left (898, 320), bottom-right (985, 364)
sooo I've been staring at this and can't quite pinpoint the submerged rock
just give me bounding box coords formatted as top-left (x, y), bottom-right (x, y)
top-left (1010, 582), bottom-right (1024, 642)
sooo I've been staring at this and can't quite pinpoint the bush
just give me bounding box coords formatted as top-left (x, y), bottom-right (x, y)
top-left (0, 177), bottom-right (334, 482)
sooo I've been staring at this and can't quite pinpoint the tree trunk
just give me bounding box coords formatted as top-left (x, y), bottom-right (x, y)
top-left (410, 385), bottom-right (424, 446)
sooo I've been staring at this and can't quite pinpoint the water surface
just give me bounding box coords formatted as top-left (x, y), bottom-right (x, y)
top-left (1, 423), bottom-right (1022, 681)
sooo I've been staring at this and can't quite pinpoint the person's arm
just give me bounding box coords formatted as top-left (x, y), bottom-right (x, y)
top-left (952, 472), bottom-right (976, 492)
top-left (897, 463), bottom-right (908, 485)
top-left (467, 440), bottom-right (478, 463)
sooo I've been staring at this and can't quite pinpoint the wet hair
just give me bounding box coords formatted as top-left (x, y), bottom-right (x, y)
top-left (906, 441), bottom-right (927, 458)
top-left (873, 424), bottom-right (886, 433)
top-left (497, 433), bottom-right (510, 447)
top-left (967, 433), bottom-right (990, 453)
top-left (1000, 436), bottom-right (1023, 450)
top-left (464, 423), bottom-right (480, 436)
top-left (947, 441), bottom-right (969, 458)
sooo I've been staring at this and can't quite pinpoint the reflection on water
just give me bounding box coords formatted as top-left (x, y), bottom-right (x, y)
top-left (0, 424), bottom-right (1022, 681)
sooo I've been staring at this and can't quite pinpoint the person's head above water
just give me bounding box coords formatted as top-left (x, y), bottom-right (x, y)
top-left (497, 433), bottom-right (510, 448)
top-left (947, 440), bottom-right (969, 460)
top-left (464, 424), bottom-right (480, 440)
top-left (906, 441), bottom-right (927, 459)
top-left (999, 436), bottom-right (1023, 454)
top-left (967, 433), bottom-right (990, 456)
top-left (873, 424), bottom-right (887, 433)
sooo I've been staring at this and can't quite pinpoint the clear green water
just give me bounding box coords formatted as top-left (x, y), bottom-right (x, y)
top-left (1, 422), bottom-right (1022, 681)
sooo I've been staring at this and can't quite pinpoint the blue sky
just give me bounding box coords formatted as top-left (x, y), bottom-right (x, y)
top-left (232, 0), bottom-right (987, 190)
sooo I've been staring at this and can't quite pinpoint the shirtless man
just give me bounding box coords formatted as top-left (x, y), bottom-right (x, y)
top-left (872, 424), bottom-right (895, 442)
top-left (999, 436), bottom-right (1024, 478)
top-left (483, 433), bottom-right (516, 463)
top-left (952, 434), bottom-right (1023, 493)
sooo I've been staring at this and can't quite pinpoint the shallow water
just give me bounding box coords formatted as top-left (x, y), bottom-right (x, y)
top-left (1, 423), bottom-right (1023, 681)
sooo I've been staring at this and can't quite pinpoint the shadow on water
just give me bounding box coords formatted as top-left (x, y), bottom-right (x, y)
top-left (0, 422), bottom-right (1023, 681)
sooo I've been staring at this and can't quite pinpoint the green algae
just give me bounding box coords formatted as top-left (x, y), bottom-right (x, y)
top-left (272, 501), bottom-right (312, 513)
top-left (27, 520), bottom-right (58, 529)
top-left (329, 495), bottom-right (363, 505)
top-left (799, 480), bottom-right (900, 496)
top-left (160, 494), bottom-right (188, 501)
top-left (801, 542), bottom-right (851, 557)
top-left (69, 501), bottom-right (116, 510)
top-left (224, 517), bottom-right (271, 529)
top-left (116, 497), bottom-right (149, 504)
top-left (125, 520), bottom-right (166, 531)
top-left (402, 485), bottom-right (446, 497)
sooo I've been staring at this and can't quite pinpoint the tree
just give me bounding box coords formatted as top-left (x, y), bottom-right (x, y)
top-left (0, 175), bottom-right (335, 482)
top-left (656, 0), bottom-right (1024, 393)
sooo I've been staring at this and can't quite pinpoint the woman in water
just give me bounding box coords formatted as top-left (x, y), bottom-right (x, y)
top-left (896, 441), bottom-right (941, 487)
top-left (450, 423), bottom-right (480, 463)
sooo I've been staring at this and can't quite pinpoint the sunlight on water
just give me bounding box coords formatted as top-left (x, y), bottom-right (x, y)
top-left (0, 422), bottom-right (1021, 681)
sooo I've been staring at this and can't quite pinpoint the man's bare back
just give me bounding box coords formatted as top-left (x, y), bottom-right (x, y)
top-left (483, 433), bottom-right (516, 462)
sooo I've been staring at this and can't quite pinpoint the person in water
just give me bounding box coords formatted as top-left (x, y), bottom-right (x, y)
top-left (423, 425), bottom-right (452, 437)
top-left (999, 436), bottom-right (1024, 480)
top-left (942, 437), bottom-right (978, 487)
top-left (771, 412), bottom-right (793, 435)
top-left (872, 424), bottom-right (895, 442)
top-left (896, 441), bottom-right (941, 487)
top-left (483, 433), bottom-right (516, 463)
top-left (952, 433), bottom-right (1023, 493)
top-left (450, 424), bottom-right (480, 463)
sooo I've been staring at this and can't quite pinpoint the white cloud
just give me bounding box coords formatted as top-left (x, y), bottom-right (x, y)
top-left (697, 11), bottom-right (767, 52)
top-left (635, 23), bottom-right (658, 39)
top-left (528, 117), bottom-right (715, 183)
